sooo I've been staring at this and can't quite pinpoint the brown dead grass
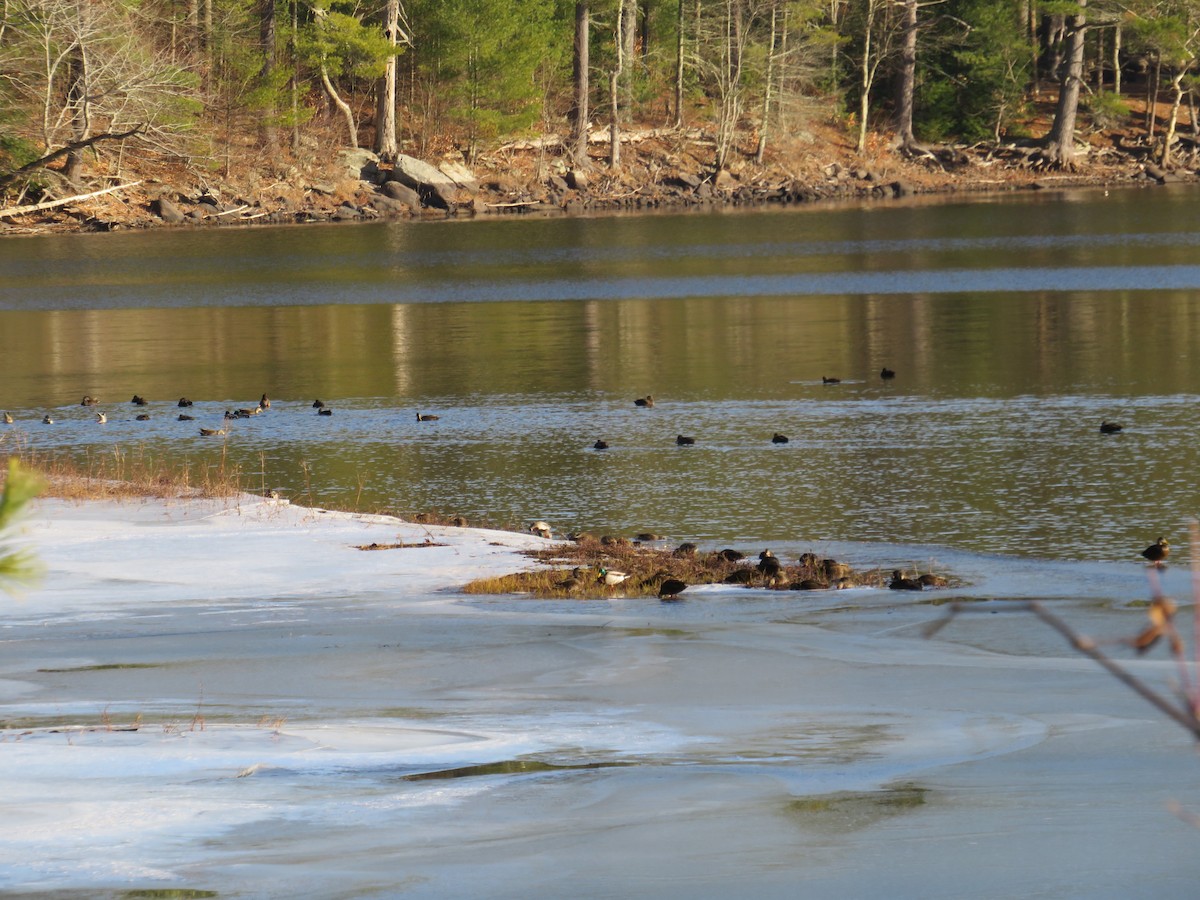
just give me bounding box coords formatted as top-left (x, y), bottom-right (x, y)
top-left (0, 442), bottom-right (245, 501)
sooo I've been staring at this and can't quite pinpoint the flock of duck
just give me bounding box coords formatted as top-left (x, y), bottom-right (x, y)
top-left (0, 393), bottom-right (449, 435)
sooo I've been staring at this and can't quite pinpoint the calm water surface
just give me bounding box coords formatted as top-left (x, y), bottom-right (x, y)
top-left (3, 186), bottom-right (1200, 561)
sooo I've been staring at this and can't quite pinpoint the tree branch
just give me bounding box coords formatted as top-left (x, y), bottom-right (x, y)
top-left (0, 180), bottom-right (141, 220)
top-left (0, 124), bottom-right (143, 191)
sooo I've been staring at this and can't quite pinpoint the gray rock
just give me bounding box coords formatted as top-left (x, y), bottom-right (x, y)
top-left (338, 148), bottom-right (382, 184)
top-left (151, 196), bottom-right (185, 223)
top-left (548, 174), bottom-right (569, 193)
top-left (381, 181), bottom-right (421, 209)
top-left (439, 160), bottom-right (478, 193)
top-left (371, 196), bottom-right (410, 216)
top-left (389, 154), bottom-right (462, 209)
top-left (566, 169), bottom-right (588, 191)
top-left (713, 170), bottom-right (736, 191)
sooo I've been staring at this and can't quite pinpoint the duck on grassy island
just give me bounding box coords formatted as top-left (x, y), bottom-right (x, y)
top-left (1100, 421), bottom-right (1123, 434)
top-left (889, 570), bottom-right (923, 591)
top-left (597, 568), bottom-right (630, 586)
top-left (1141, 537), bottom-right (1169, 566)
top-left (676, 434), bottom-right (695, 446)
top-left (634, 395), bottom-right (655, 407)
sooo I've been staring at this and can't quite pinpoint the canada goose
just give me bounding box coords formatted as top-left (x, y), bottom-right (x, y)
top-left (529, 520), bottom-right (552, 539)
top-left (658, 578), bottom-right (687, 600)
top-left (593, 440), bottom-right (609, 449)
top-left (822, 376), bottom-right (841, 384)
top-left (81, 395), bottom-right (98, 406)
top-left (178, 397), bottom-right (193, 407)
top-left (132, 395), bottom-right (147, 405)
top-left (772, 433), bottom-right (789, 444)
top-left (417, 413), bottom-right (440, 421)
top-left (597, 567), bottom-right (630, 586)
top-left (889, 569), bottom-right (923, 591)
top-left (95, 412), bottom-right (107, 424)
top-left (880, 367), bottom-right (896, 379)
top-left (199, 427), bottom-right (226, 436)
top-left (1100, 421), bottom-right (1123, 434)
top-left (235, 407), bottom-right (260, 418)
top-left (634, 395), bottom-right (655, 407)
top-left (676, 434), bottom-right (695, 446)
top-left (1141, 537), bottom-right (1170, 565)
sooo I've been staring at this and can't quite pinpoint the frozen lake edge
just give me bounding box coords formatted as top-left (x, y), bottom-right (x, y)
top-left (1, 495), bottom-right (1198, 898)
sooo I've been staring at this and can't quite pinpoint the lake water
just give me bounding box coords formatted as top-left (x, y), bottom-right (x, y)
top-left (5, 186), bottom-right (1200, 560)
top-left (4, 190), bottom-right (1200, 896)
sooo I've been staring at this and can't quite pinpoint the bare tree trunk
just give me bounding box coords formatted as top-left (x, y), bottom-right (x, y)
top-left (290, 0), bottom-right (301, 154)
top-left (572, 1), bottom-right (590, 168)
top-left (63, 13), bottom-right (89, 187)
top-left (857, 0), bottom-right (878, 154)
top-left (259, 0), bottom-right (277, 152)
top-left (1113, 21), bottom-right (1122, 97)
top-left (1162, 69), bottom-right (1187, 168)
top-left (1046, 0), bottom-right (1086, 168)
top-left (610, 0), bottom-right (625, 168)
top-left (321, 63), bottom-right (357, 148)
top-left (374, 0), bottom-right (401, 159)
top-left (621, 0), bottom-right (636, 122)
top-left (894, 0), bottom-right (918, 150)
top-left (755, 2), bottom-right (777, 165)
top-left (674, 0), bottom-right (684, 126)
top-left (1148, 53), bottom-right (1161, 138)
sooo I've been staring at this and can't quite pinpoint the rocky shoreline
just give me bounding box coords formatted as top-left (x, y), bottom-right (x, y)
top-left (3, 127), bottom-right (1196, 235)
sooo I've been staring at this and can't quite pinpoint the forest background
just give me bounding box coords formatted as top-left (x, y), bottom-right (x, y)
top-left (2, 1), bottom-right (1200, 229)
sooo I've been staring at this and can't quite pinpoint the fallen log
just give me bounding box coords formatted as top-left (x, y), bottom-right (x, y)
top-left (0, 181), bottom-right (142, 220)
